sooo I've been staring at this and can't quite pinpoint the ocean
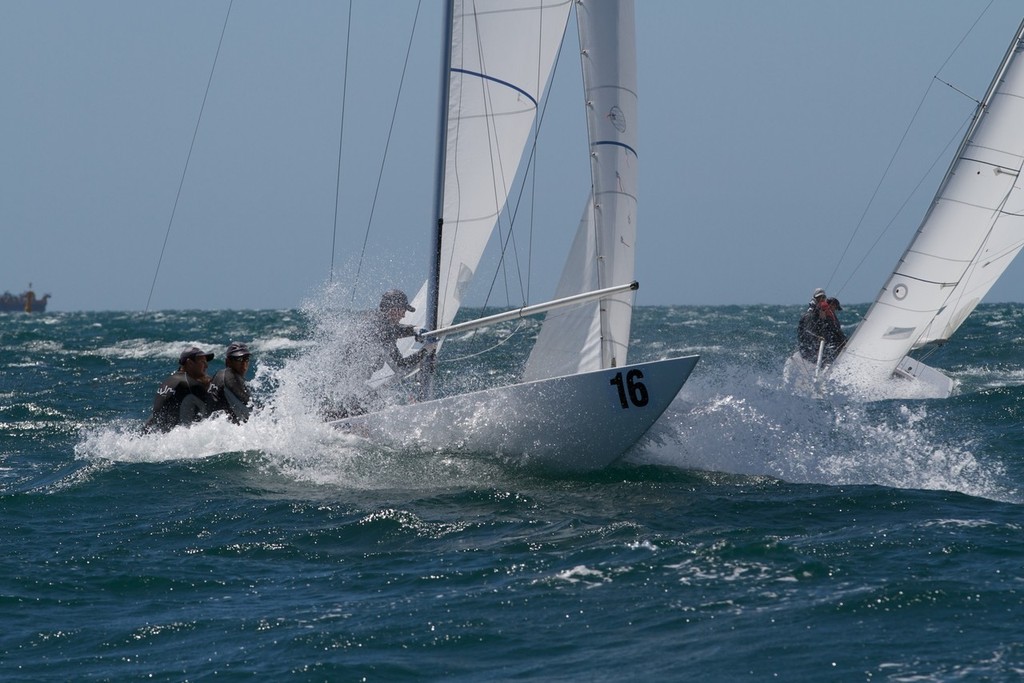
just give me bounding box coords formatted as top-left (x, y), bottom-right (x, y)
top-left (2, 303), bottom-right (1023, 681)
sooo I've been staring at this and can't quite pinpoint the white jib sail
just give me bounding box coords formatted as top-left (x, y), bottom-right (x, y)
top-left (831, 20), bottom-right (1024, 387)
top-left (523, 0), bottom-right (638, 382)
top-left (406, 0), bottom-right (573, 333)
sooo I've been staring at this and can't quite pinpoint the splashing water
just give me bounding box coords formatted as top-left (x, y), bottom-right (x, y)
top-left (74, 288), bottom-right (509, 491)
top-left (66, 302), bottom-right (1024, 501)
top-left (630, 360), bottom-right (1017, 502)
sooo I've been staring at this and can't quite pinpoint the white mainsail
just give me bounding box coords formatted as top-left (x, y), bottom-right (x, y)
top-left (523, 0), bottom-right (639, 381)
top-left (829, 19), bottom-right (1024, 394)
top-left (406, 0), bottom-right (573, 333)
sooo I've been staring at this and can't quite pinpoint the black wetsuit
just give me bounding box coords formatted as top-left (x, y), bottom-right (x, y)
top-left (370, 318), bottom-right (426, 375)
top-left (143, 371), bottom-right (211, 433)
top-left (797, 303), bottom-right (827, 362)
top-left (208, 367), bottom-right (251, 424)
top-left (797, 302), bottom-right (846, 364)
top-left (821, 313), bottom-right (846, 364)
top-left (326, 312), bottom-right (427, 419)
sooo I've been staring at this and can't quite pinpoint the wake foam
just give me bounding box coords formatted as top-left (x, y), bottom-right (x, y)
top-left (631, 362), bottom-right (1016, 502)
top-left (75, 286), bottom-right (507, 490)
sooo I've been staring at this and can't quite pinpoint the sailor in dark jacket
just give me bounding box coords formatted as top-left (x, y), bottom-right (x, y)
top-left (370, 289), bottom-right (429, 376)
top-left (143, 346), bottom-right (214, 433)
top-left (822, 297), bottom-right (847, 363)
top-left (327, 289), bottom-right (431, 419)
top-left (208, 342), bottom-right (253, 424)
top-left (797, 288), bottom-right (830, 362)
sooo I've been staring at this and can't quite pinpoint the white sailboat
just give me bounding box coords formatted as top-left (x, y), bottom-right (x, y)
top-left (787, 17), bottom-right (1024, 400)
top-left (329, 0), bottom-right (699, 470)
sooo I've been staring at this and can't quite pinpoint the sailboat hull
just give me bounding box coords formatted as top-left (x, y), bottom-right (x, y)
top-left (329, 354), bottom-right (699, 471)
top-left (783, 350), bottom-right (956, 400)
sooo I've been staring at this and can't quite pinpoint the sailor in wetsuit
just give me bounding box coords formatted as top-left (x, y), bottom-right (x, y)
top-left (797, 288), bottom-right (831, 362)
top-left (822, 297), bottom-right (847, 363)
top-left (208, 341), bottom-right (253, 424)
top-left (371, 289), bottom-right (429, 376)
top-left (143, 346), bottom-right (214, 433)
top-left (328, 289), bottom-right (431, 418)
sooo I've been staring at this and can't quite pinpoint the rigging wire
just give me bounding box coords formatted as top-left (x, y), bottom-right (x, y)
top-left (349, 0), bottom-right (423, 305)
top-left (434, 321), bottom-right (528, 365)
top-left (934, 76), bottom-right (983, 106)
top-left (460, 0), bottom-right (522, 316)
top-left (145, 0), bottom-right (234, 312)
top-left (832, 115), bottom-right (971, 297)
top-left (479, 11), bottom-right (572, 313)
top-left (525, 1), bottom-right (547, 306)
top-left (330, 1), bottom-right (354, 284)
top-left (824, 0), bottom-right (996, 299)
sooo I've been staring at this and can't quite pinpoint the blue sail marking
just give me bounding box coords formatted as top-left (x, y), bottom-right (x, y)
top-left (593, 140), bottom-right (638, 157)
top-left (451, 67), bottom-right (537, 107)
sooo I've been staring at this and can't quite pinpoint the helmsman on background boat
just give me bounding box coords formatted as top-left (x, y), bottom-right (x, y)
top-left (796, 288), bottom-right (845, 367)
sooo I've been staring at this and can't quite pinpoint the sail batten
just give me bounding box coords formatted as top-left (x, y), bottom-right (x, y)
top-left (451, 67), bottom-right (540, 106)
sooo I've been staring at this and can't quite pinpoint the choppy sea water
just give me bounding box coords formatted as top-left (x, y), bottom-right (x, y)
top-left (2, 303), bottom-right (1024, 681)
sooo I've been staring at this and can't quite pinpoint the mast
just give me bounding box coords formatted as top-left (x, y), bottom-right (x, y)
top-left (423, 0), bottom-right (454, 398)
top-left (927, 17), bottom-right (1024, 213)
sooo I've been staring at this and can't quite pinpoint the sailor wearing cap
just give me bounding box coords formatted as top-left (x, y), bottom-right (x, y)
top-left (796, 286), bottom-right (848, 366)
top-left (324, 289), bottom-right (430, 419)
top-left (143, 346), bottom-right (215, 433)
top-left (379, 288), bottom-right (416, 315)
top-left (372, 289), bottom-right (427, 375)
top-left (373, 289), bottom-right (426, 370)
top-left (208, 342), bottom-right (253, 424)
top-left (797, 288), bottom-right (831, 363)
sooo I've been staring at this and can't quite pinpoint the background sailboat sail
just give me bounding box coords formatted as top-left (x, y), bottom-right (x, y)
top-left (523, 0), bottom-right (638, 381)
top-left (829, 18), bottom-right (1024, 396)
top-left (406, 0), bottom-right (573, 335)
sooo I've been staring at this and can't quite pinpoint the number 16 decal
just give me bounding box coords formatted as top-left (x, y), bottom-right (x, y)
top-left (610, 369), bottom-right (649, 409)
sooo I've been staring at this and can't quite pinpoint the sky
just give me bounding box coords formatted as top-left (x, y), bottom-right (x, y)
top-left (1, 0), bottom-right (1022, 312)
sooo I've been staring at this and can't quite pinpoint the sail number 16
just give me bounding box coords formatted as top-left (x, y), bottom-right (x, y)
top-left (610, 369), bottom-right (649, 409)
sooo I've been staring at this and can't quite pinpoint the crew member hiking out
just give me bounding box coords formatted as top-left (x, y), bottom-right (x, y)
top-left (208, 342), bottom-right (253, 424)
top-left (144, 346), bottom-right (214, 433)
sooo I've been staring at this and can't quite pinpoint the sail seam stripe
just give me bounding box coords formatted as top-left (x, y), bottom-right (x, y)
top-left (959, 154), bottom-right (1023, 169)
top-left (593, 140), bottom-right (637, 157)
top-left (903, 248), bottom-right (972, 263)
top-left (891, 271), bottom-right (960, 286)
top-left (451, 67), bottom-right (537, 106)
top-left (937, 196), bottom-right (1016, 211)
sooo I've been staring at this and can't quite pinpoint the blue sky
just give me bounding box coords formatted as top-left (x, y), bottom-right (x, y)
top-left (1, 1), bottom-right (1020, 311)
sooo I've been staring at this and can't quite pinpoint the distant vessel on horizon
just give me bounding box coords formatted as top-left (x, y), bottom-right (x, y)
top-left (0, 285), bottom-right (50, 313)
